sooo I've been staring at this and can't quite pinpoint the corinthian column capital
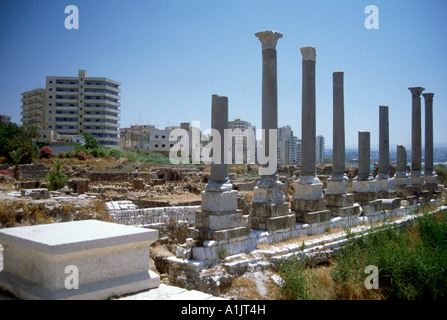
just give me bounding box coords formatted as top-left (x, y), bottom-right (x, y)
top-left (422, 92), bottom-right (434, 102)
top-left (409, 87), bottom-right (425, 98)
top-left (301, 46), bottom-right (316, 62)
top-left (255, 30), bottom-right (283, 50)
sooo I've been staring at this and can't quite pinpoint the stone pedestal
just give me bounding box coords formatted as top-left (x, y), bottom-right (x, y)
top-left (189, 188), bottom-right (251, 241)
top-left (250, 177), bottom-right (295, 231)
top-left (67, 179), bottom-right (90, 195)
top-left (0, 220), bottom-right (160, 300)
top-left (292, 176), bottom-right (331, 223)
top-left (375, 178), bottom-right (397, 199)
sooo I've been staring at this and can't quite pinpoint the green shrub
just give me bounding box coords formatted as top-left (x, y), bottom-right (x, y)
top-left (47, 159), bottom-right (68, 191)
top-left (277, 257), bottom-right (314, 300)
top-left (331, 212), bottom-right (447, 300)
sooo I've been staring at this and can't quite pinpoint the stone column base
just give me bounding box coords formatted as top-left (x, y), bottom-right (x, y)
top-left (290, 198), bottom-right (326, 213)
top-left (188, 209), bottom-right (251, 241)
top-left (376, 190), bottom-right (397, 199)
top-left (352, 179), bottom-right (376, 193)
top-left (381, 198), bottom-right (401, 210)
top-left (326, 179), bottom-right (348, 195)
top-left (293, 176), bottom-right (324, 200)
top-left (375, 178), bottom-right (394, 193)
top-left (296, 210), bottom-right (332, 224)
top-left (358, 199), bottom-right (382, 214)
top-left (395, 185), bottom-right (414, 197)
top-left (353, 191), bottom-right (377, 202)
top-left (188, 225), bottom-right (251, 242)
top-left (201, 190), bottom-right (238, 213)
top-left (249, 202), bottom-right (295, 231)
top-left (324, 193), bottom-right (354, 207)
top-left (329, 204), bottom-right (361, 218)
top-left (425, 183), bottom-right (439, 192)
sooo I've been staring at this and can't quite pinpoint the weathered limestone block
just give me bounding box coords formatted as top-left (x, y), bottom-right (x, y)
top-left (324, 193), bottom-right (354, 208)
top-left (381, 198), bottom-right (401, 211)
top-left (133, 178), bottom-right (145, 191)
top-left (330, 204), bottom-right (361, 217)
top-left (0, 220), bottom-right (159, 300)
top-left (195, 210), bottom-right (245, 230)
top-left (290, 198), bottom-right (326, 213)
top-left (352, 179), bottom-right (376, 193)
top-left (376, 190), bottom-right (397, 200)
top-left (67, 179), bottom-right (90, 195)
top-left (250, 213), bottom-right (296, 232)
top-left (359, 199), bottom-right (382, 214)
top-left (325, 179), bottom-right (348, 195)
top-left (21, 188), bottom-right (50, 200)
top-left (353, 192), bottom-right (377, 202)
top-left (201, 190), bottom-right (238, 213)
top-left (297, 210), bottom-right (331, 224)
top-left (249, 202), bottom-right (289, 218)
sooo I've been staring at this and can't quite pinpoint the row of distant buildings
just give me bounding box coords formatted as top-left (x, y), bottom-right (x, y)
top-left (119, 120), bottom-right (326, 166)
top-left (11, 70), bottom-right (326, 165)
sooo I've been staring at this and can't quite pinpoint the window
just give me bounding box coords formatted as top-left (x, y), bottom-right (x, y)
top-left (162, 144), bottom-right (166, 148)
top-left (155, 144), bottom-right (158, 148)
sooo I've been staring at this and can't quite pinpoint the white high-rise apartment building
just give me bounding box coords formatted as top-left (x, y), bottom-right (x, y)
top-left (227, 119), bottom-right (256, 164)
top-left (316, 135), bottom-right (325, 164)
top-left (21, 70), bottom-right (121, 147)
top-left (277, 125), bottom-right (300, 165)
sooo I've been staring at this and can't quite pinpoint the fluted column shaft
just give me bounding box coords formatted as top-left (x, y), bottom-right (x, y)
top-left (331, 71), bottom-right (346, 179)
top-left (378, 105), bottom-right (390, 178)
top-left (423, 93), bottom-right (434, 176)
top-left (409, 87), bottom-right (424, 177)
top-left (301, 46), bottom-right (317, 177)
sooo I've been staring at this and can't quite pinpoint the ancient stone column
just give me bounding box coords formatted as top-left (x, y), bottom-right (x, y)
top-left (257, 30), bottom-right (282, 178)
top-left (300, 46), bottom-right (318, 180)
top-left (352, 131), bottom-right (381, 212)
top-left (393, 144), bottom-right (411, 198)
top-left (250, 31), bottom-right (294, 231)
top-left (324, 72), bottom-right (359, 217)
top-left (423, 93), bottom-right (435, 176)
top-left (326, 71), bottom-right (348, 194)
top-left (357, 131), bottom-right (373, 182)
top-left (409, 87), bottom-right (425, 185)
top-left (423, 93), bottom-right (438, 190)
top-left (376, 106), bottom-right (395, 197)
top-left (253, 30), bottom-right (285, 199)
top-left (208, 94), bottom-right (231, 191)
top-left (291, 46), bottom-right (331, 224)
top-left (188, 94), bottom-right (250, 247)
top-left (394, 144), bottom-right (410, 185)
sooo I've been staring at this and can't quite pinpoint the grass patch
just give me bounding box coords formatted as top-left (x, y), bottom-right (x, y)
top-left (277, 210), bottom-right (447, 300)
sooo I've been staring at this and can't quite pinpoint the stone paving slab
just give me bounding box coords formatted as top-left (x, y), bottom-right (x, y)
top-left (116, 284), bottom-right (226, 300)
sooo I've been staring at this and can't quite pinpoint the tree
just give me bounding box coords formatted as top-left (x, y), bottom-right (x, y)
top-left (9, 148), bottom-right (24, 180)
top-left (47, 159), bottom-right (68, 191)
top-left (82, 133), bottom-right (99, 150)
top-left (0, 123), bottom-right (36, 163)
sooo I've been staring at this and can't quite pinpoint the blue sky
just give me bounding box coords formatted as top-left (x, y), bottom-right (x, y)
top-left (1, 0), bottom-right (446, 149)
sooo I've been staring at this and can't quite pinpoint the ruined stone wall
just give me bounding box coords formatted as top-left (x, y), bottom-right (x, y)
top-left (111, 205), bottom-right (200, 226)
